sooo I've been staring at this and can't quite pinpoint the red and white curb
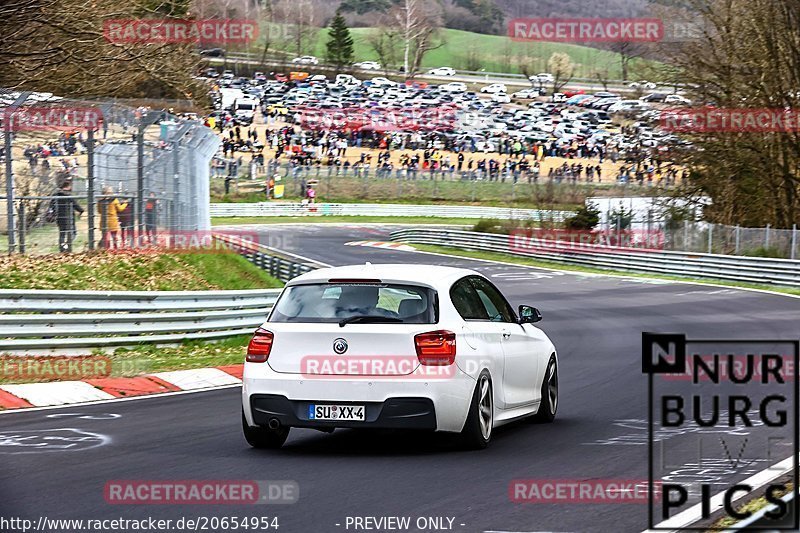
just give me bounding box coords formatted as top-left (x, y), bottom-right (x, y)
top-left (0, 365), bottom-right (244, 410)
top-left (345, 240), bottom-right (417, 251)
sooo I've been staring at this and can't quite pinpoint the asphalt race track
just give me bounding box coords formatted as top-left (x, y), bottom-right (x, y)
top-left (2, 223), bottom-right (798, 533)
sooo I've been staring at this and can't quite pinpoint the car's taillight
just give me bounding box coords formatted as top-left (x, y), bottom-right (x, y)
top-left (414, 330), bottom-right (456, 366)
top-left (246, 328), bottom-right (274, 363)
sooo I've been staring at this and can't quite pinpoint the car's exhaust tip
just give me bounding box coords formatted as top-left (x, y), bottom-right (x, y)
top-left (268, 418), bottom-right (281, 430)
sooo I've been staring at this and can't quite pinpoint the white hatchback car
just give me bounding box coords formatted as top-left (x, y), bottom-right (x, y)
top-left (354, 61), bottom-right (382, 70)
top-left (481, 83), bottom-right (507, 94)
top-left (292, 55), bottom-right (319, 65)
top-left (428, 67), bottom-right (456, 76)
top-left (242, 264), bottom-right (559, 450)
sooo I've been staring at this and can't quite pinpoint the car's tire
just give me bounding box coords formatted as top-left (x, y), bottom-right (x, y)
top-left (242, 410), bottom-right (290, 449)
top-left (459, 371), bottom-right (493, 450)
top-left (532, 356), bottom-right (558, 423)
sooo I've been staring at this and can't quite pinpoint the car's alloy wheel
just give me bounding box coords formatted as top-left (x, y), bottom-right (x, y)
top-left (532, 357), bottom-right (558, 423)
top-left (478, 374), bottom-right (493, 440)
top-left (460, 371), bottom-right (493, 449)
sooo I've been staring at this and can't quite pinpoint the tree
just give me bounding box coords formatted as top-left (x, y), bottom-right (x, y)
top-left (547, 52), bottom-right (575, 92)
top-left (326, 10), bottom-right (355, 71)
top-left (608, 42), bottom-right (646, 81)
top-left (0, 0), bottom-right (204, 100)
top-left (564, 203), bottom-right (601, 230)
top-left (390, 0), bottom-right (444, 77)
top-left (367, 27), bottom-right (402, 71)
top-left (663, 0), bottom-right (800, 228)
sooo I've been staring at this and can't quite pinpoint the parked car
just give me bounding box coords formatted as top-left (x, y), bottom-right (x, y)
top-left (370, 77), bottom-right (397, 87)
top-left (512, 89), bottom-right (542, 100)
top-left (480, 83), bottom-right (507, 94)
top-left (530, 73), bottom-right (555, 84)
top-left (491, 93), bottom-right (511, 104)
top-left (200, 48), bottom-right (225, 57)
top-left (665, 94), bottom-right (692, 105)
top-left (428, 67), bottom-right (456, 76)
top-left (440, 82), bottom-right (468, 93)
top-left (354, 61), bottom-right (382, 71)
top-left (292, 56), bottom-right (319, 66)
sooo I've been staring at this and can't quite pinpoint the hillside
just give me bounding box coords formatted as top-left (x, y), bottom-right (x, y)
top-left (255, 26), bottom-right (655, 79)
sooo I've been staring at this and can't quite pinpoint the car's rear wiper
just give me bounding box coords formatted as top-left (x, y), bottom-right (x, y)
top-left (338, 315), bottom-right (404, 327)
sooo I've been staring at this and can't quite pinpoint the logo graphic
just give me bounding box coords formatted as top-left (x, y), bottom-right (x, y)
top-left (642, 333), bottom-right (798, 530)
top-left (642, 332), bottom-right (687, 374)
top-left (333, 339), bottom-right (348, 355)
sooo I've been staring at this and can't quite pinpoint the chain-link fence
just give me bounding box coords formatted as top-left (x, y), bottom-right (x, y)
top-left (1, 89), bottom-right (220, 254)
top-left (602, 218), bottom-right (800, 259)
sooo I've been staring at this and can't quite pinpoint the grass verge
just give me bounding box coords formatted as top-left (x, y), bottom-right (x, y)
top-left (0, 250), bottom-right (283, 291)
top-left (212, 216), bottom-right (476, 226)
top-left (407, 243), bottom-right (800, 297)
top-left (710, 482), bottom-right (793, 530)
top-left (0, 336), bottom-right (251, 386)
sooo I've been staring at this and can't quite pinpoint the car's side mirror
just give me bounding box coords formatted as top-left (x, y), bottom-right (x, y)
top-left (519, 305), bottom-right (542, 324)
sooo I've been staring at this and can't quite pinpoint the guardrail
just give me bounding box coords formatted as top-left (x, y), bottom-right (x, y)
top-left (213, 232), bottom-right (324, 280)
top-left (0, 289), bottom-right (281, 355)
top-left (210, 202), bottom-right (574, 222)
top-left (389, 228), bottom-right (800, 287)
top-left (213, 52), bottom-right (635, 88)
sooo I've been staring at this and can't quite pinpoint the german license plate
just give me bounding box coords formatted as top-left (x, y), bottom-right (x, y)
top-left (308, 404), bottom-right (365, 421)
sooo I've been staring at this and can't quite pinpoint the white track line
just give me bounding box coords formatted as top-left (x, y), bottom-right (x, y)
top-left (0, 384), bottom-right (241, 415)
top-left (641, 455), bottom-right (796, 532)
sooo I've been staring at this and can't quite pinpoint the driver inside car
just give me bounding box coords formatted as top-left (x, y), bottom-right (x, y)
top-left (335, 285), bottom-right (396, 318)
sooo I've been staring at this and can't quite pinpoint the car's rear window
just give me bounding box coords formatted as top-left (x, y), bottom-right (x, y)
top-left (269, 283), bottom-right (437, 324)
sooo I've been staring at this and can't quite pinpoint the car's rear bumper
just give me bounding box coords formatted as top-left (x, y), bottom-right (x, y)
top-left (250, 394), bottom-right (437, 430)
top-left (242, 366), bottom-right (476, 432)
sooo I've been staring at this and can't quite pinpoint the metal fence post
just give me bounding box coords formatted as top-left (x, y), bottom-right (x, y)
top-left (3, 130), bottom-right (12, 255)
top-left (4, 92), bottom-right (30, 255)
top-left (17, 201), bottom-right (25, 254)
top-left (172, 141), bottom-right (180, 232)
top-left (792, 224), bottom-right (797, 260)
top-left (707, 224), bottom-right (713, 254)
top-left (137, 126), bottom-right (145, 239)
top-left (683, 220), bottom-right (689, 251)
top-left (765, 224), bottom-right (771, 249)
top-left (735, 225), bottom-right (740, 255)
top-left (86, 128), bottom-right (95, 250)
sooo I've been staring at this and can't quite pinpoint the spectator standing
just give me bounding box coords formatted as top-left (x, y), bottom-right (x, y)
top-left (117, 196), bottom-right (134, 246)
top-left (144, 192), bottom-right (157, 244)
top-left (99, 186), bottom-right (127, 249)
top-left (52, 179), bottom-right (84, 253)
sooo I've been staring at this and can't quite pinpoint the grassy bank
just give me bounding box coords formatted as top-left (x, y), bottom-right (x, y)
top-left (208, 175), bottom-right (636, 211)
top-left (0, 336), bottom-right (251, 385)
top-left (212, 215), bottom-right (476, 226)
top-left (0, 250), bottom-right (282, 291)
top-left (246, 25), bottom-right (656, 79)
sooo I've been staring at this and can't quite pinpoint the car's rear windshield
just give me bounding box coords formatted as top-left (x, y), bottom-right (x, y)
top-left (269, 283), bottom-right (437, 324)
